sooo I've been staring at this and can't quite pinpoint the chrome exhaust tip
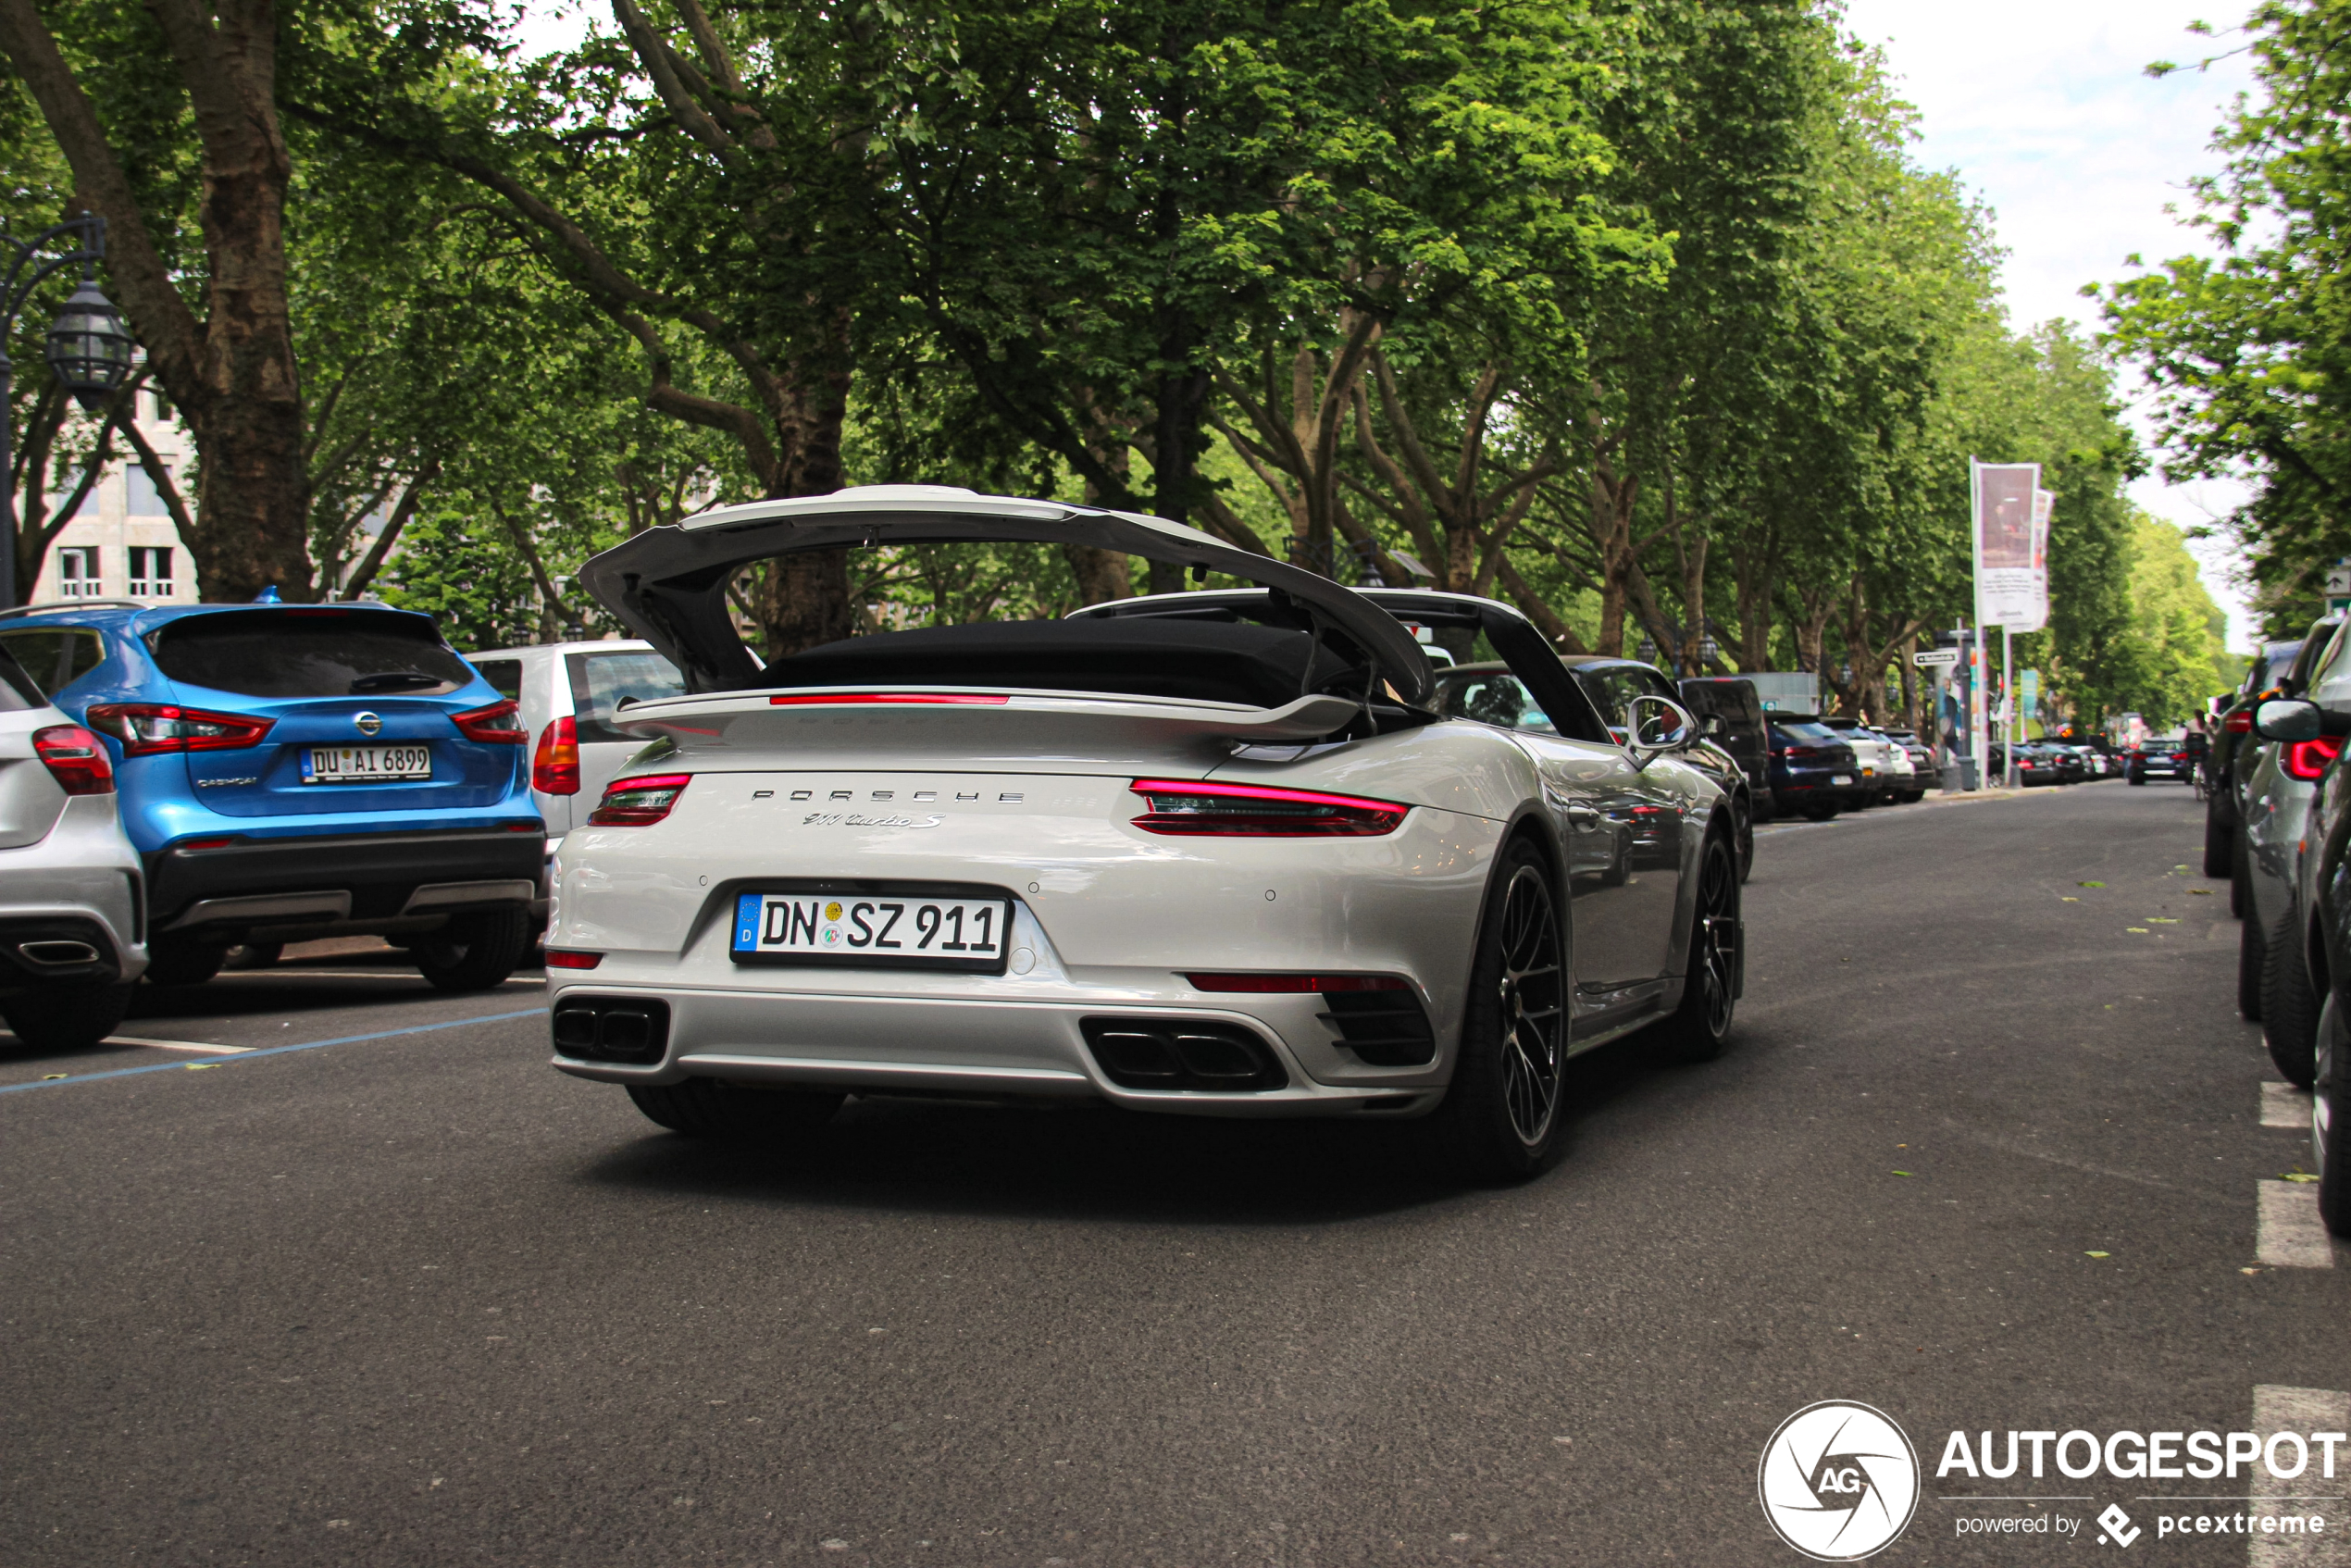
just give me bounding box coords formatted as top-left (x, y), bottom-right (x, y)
top-left (18, 940), bottom-right (100, 967)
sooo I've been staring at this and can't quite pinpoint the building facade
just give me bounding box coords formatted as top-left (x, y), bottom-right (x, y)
top-left (29, 387), bottom-right (196, 604)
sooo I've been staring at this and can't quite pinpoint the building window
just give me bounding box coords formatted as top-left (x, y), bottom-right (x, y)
top-left (56, 547), bottom-right (101, 598)
top-left (127, 465), bottom-right (169, 516)
top-left (129, 546), bottom-right (173, 598)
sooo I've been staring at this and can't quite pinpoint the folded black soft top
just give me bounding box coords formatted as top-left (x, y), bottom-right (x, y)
top-left (773, 617), bottom-right (1339, 709)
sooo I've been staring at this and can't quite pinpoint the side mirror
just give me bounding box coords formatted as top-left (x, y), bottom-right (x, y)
top-left (2257, 698), bottom-right (2325, 742)
top-left (1625, 694), bottom-right (1698, 767)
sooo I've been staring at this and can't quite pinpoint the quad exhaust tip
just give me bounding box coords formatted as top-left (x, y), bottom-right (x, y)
top-left (19, 940), bottom-right (100, 967)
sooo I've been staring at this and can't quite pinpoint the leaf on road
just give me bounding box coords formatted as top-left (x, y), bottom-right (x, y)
top-left (2061, 896), bottom-right (2080, 902)
top-left (184, 1064), bottom-right (218, 1072)
top-left (2191, 888), bottom-right (2213, 894)
top-left (2281, 1173), bottom-right (2320, 1183)
top-left (2085, 1251), bottom-right (2111, 1258)
top-left (2127, 927), bottom-right (2150, 933)
top-left (2081, 880), bottom-right (2107, 887)
top-left (2147, 917), bottom-right (2180, 924)
top-left (1892, 1170), bottom-right (1913, 1176)
top-left (40, 1074), bottom-right (67, 1080)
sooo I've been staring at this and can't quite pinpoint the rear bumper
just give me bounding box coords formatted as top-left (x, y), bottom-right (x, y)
top-left (547, 981), bottom-right (1447, 1118)
top-left (147, 825), bottom-right (545, 940)
top-left (0, 794), bottom-right (145, 990)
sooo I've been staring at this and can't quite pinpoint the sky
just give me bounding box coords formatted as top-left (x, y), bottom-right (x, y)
top-left (1840, 0), bottom-right (2263, 646)
top-left (514, 1), bottom-right (2270, 646)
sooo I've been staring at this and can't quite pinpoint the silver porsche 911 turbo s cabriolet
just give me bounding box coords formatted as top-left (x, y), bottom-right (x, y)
top-left (545, 486), bottom-right (1742, 1181)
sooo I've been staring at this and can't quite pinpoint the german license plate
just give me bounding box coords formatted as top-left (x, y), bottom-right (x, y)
top-left (303, 744), bottom-right (431, 783)
top-left (731, 891), bottom-right (1014, 973)
top-left (1831, 774), bottom-right (1852, 786)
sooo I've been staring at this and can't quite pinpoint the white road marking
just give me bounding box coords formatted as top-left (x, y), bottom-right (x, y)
top-left (105, 1037), bottom-right (252, 1054)
top-left (2258, 1183), bottom-right (2338, 1268)
top-left (2267, 1082), bottom-right (2314, 1128)
top-left (2250, 1385), bottom-right (2351, 1566)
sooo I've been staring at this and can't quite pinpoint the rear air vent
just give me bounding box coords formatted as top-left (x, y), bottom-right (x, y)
top-left (1080, 1017), bottom-right (1287, 1092)
top-left (551, 996), bottom-right (670, 1065)
top-left (1321, 989), bottom-right (1437, 1066)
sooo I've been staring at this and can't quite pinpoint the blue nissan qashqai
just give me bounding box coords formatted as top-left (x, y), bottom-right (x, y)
top-left (0, 600), bottom-right (545, 989)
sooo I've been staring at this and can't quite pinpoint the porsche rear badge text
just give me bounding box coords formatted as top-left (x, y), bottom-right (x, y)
top-left (800, 812), bottom-right (945, 829)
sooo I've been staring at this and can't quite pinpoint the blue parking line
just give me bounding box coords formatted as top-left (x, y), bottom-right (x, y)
top-left (0, 1008), bottom-right (544, 1096)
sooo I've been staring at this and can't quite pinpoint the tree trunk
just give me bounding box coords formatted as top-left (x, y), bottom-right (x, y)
top-left (0, 0), bottom-right (310, 603)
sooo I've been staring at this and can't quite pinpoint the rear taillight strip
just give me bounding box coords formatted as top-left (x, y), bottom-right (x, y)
top-left (453, 698), bottom-right (527, 743)
top-left (769, 692), bottom-right (1010, 707)
top-left (1129, 778), bottom-right (1408, 838)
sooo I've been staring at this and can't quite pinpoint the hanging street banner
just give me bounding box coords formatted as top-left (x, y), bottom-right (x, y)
top-left (2020, 668), bottom-right (2040, 725)
top-left (1972, 460), bottom-right (2045, 630)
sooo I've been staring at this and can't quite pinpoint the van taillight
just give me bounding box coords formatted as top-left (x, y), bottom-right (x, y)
top-left (532, 715), bottom-right (580, 794)
top-left (2285, 737), bottom-right (2342, 782)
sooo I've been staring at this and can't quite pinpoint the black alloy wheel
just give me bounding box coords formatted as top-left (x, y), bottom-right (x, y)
top-left (2316, 998), bottom-right (2351, 1236)
top-left (2265, 913), bottom-right (2322, 1089)
top-left (2233, 837), bottom-right (2251, 920)
top-left (1653, 833), bottom-right (1740, 1064)
top-left (1431, 838), bottom-right (1568, 1184)
top-left (143, 940), bottom-right (227, 988)
top-left (414, 907), bottom-right (532, 993)
top-left (2205, 802), bottom-right (2234, 878)
top-left (2241, 914), bottom-right (2268, 1023)
top-left (1734, 790), bottom-right (1755, 883)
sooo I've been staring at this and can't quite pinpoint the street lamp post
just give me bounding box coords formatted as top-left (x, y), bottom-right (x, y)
top-left (0, 215), bottom-right (135, 608)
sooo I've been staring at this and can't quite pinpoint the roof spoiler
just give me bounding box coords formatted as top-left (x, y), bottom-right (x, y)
top-left (574, 486), bottom-right (1436, 706)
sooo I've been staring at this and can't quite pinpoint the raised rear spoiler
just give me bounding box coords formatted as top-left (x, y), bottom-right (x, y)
top-left (574, 486), bottom-right (1436, 707)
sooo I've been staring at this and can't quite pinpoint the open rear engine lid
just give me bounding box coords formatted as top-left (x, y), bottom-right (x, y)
top-left (574, 486), bottom-right (1435, 709)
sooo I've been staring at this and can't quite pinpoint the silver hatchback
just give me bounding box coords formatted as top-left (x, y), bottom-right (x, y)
top-left (0, 641), bottom-right (146, 1050)
top-left (2243, 617), bottom-right (2351, 1086)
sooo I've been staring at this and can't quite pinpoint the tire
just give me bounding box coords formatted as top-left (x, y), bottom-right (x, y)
top-left (1900, 790), bottom-right (1925, 804)
top-left (0, 983), bottom-right (131, 1051)
top-left (223, 941), bottom-right (283, 971)
top-left (1427, 836), bottom-right (1569, 1185)
top-left (1801, 802), bottom-right (1839, 823)
top-left (413, 907), bottom-right (531, 993)
top-left (2265, 914), bottom-right (2321, 1089)
top-left (2232, 840), bottom-right (2250, 920)
top-left (2241, 912), bottom-right (2267, 1023)
top-left (2316, 997), bottom-right (2351, 1236)
top-left (143, 940), bottom-right (227, 987)
top-left (627, 1077), bottom-right (844, 1140)
top-left (2205, 803), bottom-right (2233, 878)
top-left (2128, 770), bottom-right (2146, 786)
top-left (1650, 833), bottom-right (1741, 1064)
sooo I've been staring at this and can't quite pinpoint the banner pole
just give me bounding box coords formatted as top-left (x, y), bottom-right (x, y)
top-left (1969, 458), bottom-right (1986, 791)
top-left (2003, 624), bottom-right (2015, 789)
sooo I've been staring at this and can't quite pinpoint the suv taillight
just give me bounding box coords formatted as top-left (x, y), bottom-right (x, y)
top-left (588, 773), bottom-right (690, 826)
top-left (31, 725), bottom-right (113, 795)
top-left (452, 698), bottom-right (527, 743)
top-left (84, 703), bottom-right (273, 755)
top-left (1128, 778), bottom-right (1408, 837)
top-left (532, 715), bottom-right (580, 794)
top-left (2285, 737), bottom-right (2343, 782)
top-left (2225, 710), bottom-right (2253, 734)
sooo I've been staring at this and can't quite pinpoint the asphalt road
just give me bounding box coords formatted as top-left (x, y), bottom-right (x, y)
top-left (2, 782), bottom-right (2342, 1566)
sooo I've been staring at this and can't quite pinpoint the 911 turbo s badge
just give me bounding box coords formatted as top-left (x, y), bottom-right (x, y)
top-left (801, 812), bottom-right (945, 829)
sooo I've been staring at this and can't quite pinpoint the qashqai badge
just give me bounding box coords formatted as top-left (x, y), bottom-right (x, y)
top-left (1757, 1400), bottom-right (1919, 1561)
top-left (354, 712), bottom-right (382, 737)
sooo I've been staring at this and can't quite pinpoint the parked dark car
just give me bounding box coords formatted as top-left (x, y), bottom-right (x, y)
top-left (2208, 631), bottom-right (2324, 875)
top-left (1987, 741), bottom-right (2064, 787)
top-left (1880, 726), bottom-right (1936, 786)
top-left (2259, 678), bottom-right (2351, 1232)
top-left (2128, 739), bottom-right (2195, 785)
top-left (1676, 676), bottom-right (1770, 805)
top-left (1765, 716), bottom-right (1860, 821)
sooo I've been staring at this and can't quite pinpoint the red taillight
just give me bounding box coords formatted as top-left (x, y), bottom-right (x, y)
top-left (532, 715), bottom-right (580, 794)
top-left (31, 725), bottom-right (113, 795)
top-left (84, 703), bottom-right (273, 755)
top-left (452, 698), bottom-right (527, 743)
top-left (588, 772), bottom-right (690, 827)
top-left (1186, 974), bottom-right (1409, 993)
top-left (768, 691), bottom-right (1011, 707)
top-left (2285, 737), bottom-right (2343, 782)
top-left (544, 950), bottom-right (603, 970)
top-left (1128, 778), bottom-right (1408, 837)
top-left (1784, 744), bottom-right (1822, 759)
top-left (2226, 710), bottom-right (2253, 734)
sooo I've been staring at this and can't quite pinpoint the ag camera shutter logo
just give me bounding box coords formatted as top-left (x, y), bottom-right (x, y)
top-left (1759, 1400), bottom-right (1921, 1561)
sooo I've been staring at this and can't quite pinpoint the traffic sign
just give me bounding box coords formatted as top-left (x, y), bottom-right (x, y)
top-left (2328, 564), bottom-right (2351, 596)
top-left (1913, 648), bottom-right (1959, 666)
